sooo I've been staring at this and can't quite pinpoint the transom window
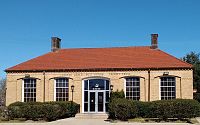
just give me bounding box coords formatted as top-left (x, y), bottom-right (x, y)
top-left (55, 78), bottom-right (69, 101)
top-left (23, 79), bottom-right (36, 102)
top-left (160, 77), bottom-right (176, 100)
top-left (125, 77), bottom-right (140, 100)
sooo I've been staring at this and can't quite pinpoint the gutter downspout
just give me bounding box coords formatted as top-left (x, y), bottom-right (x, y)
top-left (180, 78), bottom-right (182, 98)
top-left (148, 69), bottom-right (151, 102)
top-left (43, 71), bottom-right (46, 102)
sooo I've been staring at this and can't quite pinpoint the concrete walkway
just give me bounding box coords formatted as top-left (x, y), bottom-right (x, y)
top-left (49, 118), bottom-right (196, 125)
top-left (0, 118), bottom-right (199, 125)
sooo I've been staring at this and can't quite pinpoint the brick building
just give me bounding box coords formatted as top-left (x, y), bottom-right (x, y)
top-left (5, 34), bottom-right (193, 113)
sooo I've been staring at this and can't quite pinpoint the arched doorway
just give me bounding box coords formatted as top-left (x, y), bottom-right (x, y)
top-left (82, 78), bottom-right (110, 113)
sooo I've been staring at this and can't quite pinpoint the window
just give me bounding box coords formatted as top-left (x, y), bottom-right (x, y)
top-left (125, 77), bottom-right (140, 100)
top-left (23, 79), bottom-right (36, 102)
top-left (55, 78), bottom-right (69, 101)
top-left (160, 77), bottom-right (176, 100)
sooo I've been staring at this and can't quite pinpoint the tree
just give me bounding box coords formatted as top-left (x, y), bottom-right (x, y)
top-left (182, 52), bottom-right (200, 65)
top-left (182, 52), bottom-right (200, 92)
top-left (0, 78), bottom-right (6, 106)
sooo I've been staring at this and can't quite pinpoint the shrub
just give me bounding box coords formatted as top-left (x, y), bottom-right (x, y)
top-left (194, 93), bottom-right (200, 102)
top-left (22, 103), bottom-right (44, 120)
top-left (8, 104), bottom-right (24, 118)
top-left (170, 99), bottom-right (200, 119)
top-left (45, 102), bottom-right (80, 118)
top-left (8, 102), bottom-right (44, 119)
top-left (108, 98), bottom-right (137, 120)
top-left (134, 101), bottom-right (151, 118)
top-left (7, 101), bottom-right (80, 121)
top-left (42, 103), bottom-right (62, 121)
top-left (110, 89), bottom-right (125, 101)
top-left (108, 98), bottom-right (200, 121)
top-left (0, 106), bottom-right (8, 120)
top-left (136, 99), bottom-right (200, 120)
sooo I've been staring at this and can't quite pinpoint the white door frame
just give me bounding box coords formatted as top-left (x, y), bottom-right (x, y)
top-left (82, 79), bottom-right (109, 113)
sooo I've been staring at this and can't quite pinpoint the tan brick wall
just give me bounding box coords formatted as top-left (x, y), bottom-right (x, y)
top-left (6, 69), bottom-right (193, 113)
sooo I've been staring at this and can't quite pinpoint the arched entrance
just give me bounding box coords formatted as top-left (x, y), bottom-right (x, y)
top-left (82, 78), bottom-right (110, 113)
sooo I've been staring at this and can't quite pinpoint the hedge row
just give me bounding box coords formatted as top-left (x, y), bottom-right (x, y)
top-left (7, 101), bottom-right (80, 121)
top-left (194, 93), bottom-right (200, 102)
top-left (108, 98), bottom-right (200, 121)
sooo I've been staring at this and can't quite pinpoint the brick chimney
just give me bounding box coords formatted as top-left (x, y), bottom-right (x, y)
top-left (150, 34), bottom-right (158, 49)
top-left (51, 37), bottom-right (61, 52)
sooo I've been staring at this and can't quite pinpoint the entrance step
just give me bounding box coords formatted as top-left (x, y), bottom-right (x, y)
top-left (75, 113), bottom-right (108, 119)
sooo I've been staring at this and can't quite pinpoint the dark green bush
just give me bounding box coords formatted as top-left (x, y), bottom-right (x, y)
top-left (110, 89), bottom-right (125, 101)
top-left (136, 99), bottom-right (200, 120)
top-left (0, 106), bottom-right (8, 120)
top-left (8, 104), bottom-right (24, 118)
top-left (42, 103), bottom-right (61, 121)
top-left (45, 102), bottom-right (80, 118)
top-left (169, 99), bottom-right (200, 119)
top-left (194, 93), bottom-right (200, 102)
top-left (134, 101), bottom-right (151, 118)
top-left (7, 101), bottom-right (80, 121)
top-left (8, 102), bottom-right (44, 119)
top-left (108, 98), bottom-right (137, 121)
top-left (109, 98), bottom-right (200, 121)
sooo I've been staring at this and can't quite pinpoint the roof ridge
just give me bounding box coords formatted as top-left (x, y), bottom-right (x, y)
top-left (59, 46), bottom-right (150, 50)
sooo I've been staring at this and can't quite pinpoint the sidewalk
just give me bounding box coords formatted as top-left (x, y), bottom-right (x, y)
top-left (0, 118), bottom-right (199, 125)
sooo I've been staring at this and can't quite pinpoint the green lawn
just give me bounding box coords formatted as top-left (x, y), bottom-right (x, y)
top-left (0, 118), bottom-right (46, 123)
top-left (128, 118), bottom-right (199, 124)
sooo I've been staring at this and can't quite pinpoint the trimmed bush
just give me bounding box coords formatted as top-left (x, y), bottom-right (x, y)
top-left (138, 99), bottom-right (200, 120)
top-left (110, 90), bottom-right (125, 101)
top-left (0, 106), bottom-right (8, 120)
top-left (145, 99), bottom-right (200, 120)
top-left (108, 98), bottom-right (137, 120)
top-left (45, 102), bottom-right (80, 118)
top-left (109, 98), bottom-right (200, 121)
top-left (194, 93), bottom-right (200, 102)
top-left (7, 101), bottom-right (80, 121)
top-left (134, 101), bottom-right (151, 118)
top-left (42, 103), bottom-right (61, 121)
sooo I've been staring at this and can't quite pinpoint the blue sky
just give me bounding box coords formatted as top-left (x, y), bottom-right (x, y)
top-left (0, 0), bottom-right (200, 78)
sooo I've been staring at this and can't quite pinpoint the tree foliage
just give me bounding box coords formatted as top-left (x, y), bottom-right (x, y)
top-left (182, 52), bottom-right (200, 92)
top-left (182, 52), bottom-right (200, 65)
top-left (0, 78), bottom-right (6, 106)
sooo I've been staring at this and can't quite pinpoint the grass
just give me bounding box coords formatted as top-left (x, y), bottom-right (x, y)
top-left (128, 118), bottom-right (199, 124)
top-left (0, 117), bottom-right (46, 123)
top-left (128, 118), bottom-right (146, 123)
top-left (0, 120), bottom-right (23, 123)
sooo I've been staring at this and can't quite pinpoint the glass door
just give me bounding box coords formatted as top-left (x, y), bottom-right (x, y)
top-left (84, 79), bottom-right (110, 113)
top-left (89, 91), bottom-right (104, 112)
top-left (98, 92), bottom-right (104, 112)
top-left (89, 92), bottom-right (95, 112)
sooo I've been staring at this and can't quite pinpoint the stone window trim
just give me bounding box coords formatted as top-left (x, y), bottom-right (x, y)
top-left (49, 76), bottom-right (73, 80)
top-left (154, 75), bottom-right (181, 79)
top-left (159, 76), bottom-right (176, 100)
top-left (155, 75), bottom-right (181, 99)
top-left (22, 78), bottom-right (37, 102)
top-left (18, 77), bottom-right (41, 81)
top-left (82, 76), bottom-right (110, 81)
top-left (120, 75), bottom-right (145, 79)
top-left (124, 77), bottom-right (141, 101)
top-left (54, 78), bottom-right (69, 101)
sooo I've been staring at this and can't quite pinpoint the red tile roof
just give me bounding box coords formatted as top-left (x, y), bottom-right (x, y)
top-left (5, 46), bottom-right (192, 72)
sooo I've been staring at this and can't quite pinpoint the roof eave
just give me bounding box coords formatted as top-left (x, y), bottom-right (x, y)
top-left (5, 67), bottom-right (193, 73)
